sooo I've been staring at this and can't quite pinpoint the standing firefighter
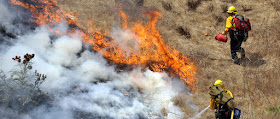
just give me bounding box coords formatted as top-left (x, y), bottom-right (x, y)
top-left (221, 6), bottom-right (251, 64)
top-left (209, 80), bottom-right (240, 119)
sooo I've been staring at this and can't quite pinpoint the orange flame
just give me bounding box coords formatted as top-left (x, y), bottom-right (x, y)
top-left (118, 6), bottom-right (128, 30)
top-left (10, 0), bottom-right (197, 91)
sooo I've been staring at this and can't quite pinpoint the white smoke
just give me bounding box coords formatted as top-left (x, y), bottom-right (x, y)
top-left (0, 1), bottom-right (198, 119)
top-left (0, 1), bottom-right (15, 28)
top-left (111, 27), bottom-right (141, 55)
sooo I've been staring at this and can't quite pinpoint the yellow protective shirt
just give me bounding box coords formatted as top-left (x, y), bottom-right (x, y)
top-left (210, 89), bottom-right (234, 119)
top-left (224, 16), bottom-right (234, 34)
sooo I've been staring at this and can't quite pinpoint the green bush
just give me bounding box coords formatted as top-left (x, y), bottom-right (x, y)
top-left (266, 106), bottom-right (280, 114)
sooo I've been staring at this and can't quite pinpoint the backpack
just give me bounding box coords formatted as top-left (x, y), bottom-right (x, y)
top-left (233, 14), bottom-right (251, 41)
top-left (209, 85), bottom-right (236, 109)
top-left (233, 14), bottom-right (251, 31)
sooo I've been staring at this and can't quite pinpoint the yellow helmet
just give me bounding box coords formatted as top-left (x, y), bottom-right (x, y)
top-left (227, 6), bottom-right (238, 14)
top-left (214, 80), bottom-right (225, 89)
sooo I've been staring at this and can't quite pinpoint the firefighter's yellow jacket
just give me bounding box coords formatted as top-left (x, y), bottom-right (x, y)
top-left (210, 89), bottom-right (234, 119)
top-left (223, 16), bottom-right (234, 34)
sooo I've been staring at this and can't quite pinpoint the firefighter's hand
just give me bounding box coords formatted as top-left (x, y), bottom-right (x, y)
top-left (221, 31), bottom-right (226, 35)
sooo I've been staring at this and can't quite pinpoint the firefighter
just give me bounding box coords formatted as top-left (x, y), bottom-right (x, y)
top-left (210, 80), bottom-right (234, 119)
top-left (221, 6), bottom-right (246, 64)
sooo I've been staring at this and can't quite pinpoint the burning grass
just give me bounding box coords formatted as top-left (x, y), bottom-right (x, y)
top-left (10, 0), bottom-right (197, 91)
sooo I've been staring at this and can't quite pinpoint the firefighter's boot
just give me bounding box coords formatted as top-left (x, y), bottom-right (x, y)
top-left (240, 48), bottom-right (245, 59)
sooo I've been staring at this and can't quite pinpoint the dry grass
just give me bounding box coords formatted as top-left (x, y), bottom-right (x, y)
top-left (57, 0), bottom-right (280, 118)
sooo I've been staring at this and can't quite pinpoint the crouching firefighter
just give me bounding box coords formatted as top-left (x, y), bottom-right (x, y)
top-left (209, 80), bottom-right (241, 119)
top-left (221, 6), bottom-right (251, 64)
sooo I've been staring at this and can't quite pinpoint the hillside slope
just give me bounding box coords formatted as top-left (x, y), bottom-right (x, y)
top-left (57, 0), bottom-right (280, 118)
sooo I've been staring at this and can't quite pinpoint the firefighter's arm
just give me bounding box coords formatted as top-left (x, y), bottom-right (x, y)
top-left (231, 110), bottom-right (234, 119)
top-left (227, 90), bottom-right (234, 98)
top-left (222, 17), bottom-right (234, 35)
top-left (210, 99), bottom-right (215, 110)
top-left (227, 90), bottom-right (235, 119)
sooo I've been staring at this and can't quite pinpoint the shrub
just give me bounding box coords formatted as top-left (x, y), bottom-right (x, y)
top-left (0, 53), bottom-right (48, 112)
top-left (266, 106), bottom-right (280, 114)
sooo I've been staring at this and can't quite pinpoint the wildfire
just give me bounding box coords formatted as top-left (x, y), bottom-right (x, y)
top-left (10, 0), bottom-right (197, 91)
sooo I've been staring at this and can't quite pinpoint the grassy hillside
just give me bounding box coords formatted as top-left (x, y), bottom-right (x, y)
top-left (57, 0), bottom-right (280, 118)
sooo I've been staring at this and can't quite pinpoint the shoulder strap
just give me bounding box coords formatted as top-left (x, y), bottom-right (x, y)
top-left (234, 14), bottom-right (240, 18)
top-left (234, 14), bottom-right (244, 20)
top-left (215, 90), bottom-right (224, 100)
top-left (225, 97), bottom-right (234, 106)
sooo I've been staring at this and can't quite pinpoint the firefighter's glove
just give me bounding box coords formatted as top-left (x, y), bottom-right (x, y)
top-left (221, 31), bottom-right (226, 35)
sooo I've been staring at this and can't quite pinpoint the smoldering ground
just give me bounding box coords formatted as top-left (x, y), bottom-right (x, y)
top-left (0, 1), bottom-right (198, 119)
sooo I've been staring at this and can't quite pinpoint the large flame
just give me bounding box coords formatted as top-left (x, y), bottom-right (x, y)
top-left (10, 0), bottom-right (197, 91)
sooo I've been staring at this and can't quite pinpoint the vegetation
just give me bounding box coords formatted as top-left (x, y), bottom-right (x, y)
top-left (0, 53), bottom-right (48, 112)
top-left (266, 107), bottom-right (280, 114)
